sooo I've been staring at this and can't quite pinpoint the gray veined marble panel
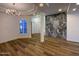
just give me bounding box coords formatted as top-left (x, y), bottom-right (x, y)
top-left (45, 12), bottom-right (67, 39)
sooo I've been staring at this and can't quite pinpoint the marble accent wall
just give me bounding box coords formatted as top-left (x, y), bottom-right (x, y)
top-left (45, 12), bottom-right (67, 39)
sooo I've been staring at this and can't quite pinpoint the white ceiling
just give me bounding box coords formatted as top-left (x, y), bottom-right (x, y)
top-left (0, 3), bottom-right (79, 15)
top-left (0, 3), bottom-right (34, 10)
top-left (68, 3), bottom-right (79, 14)
top-left (36, 3), bottom-right (79, 15)
top-left (37, 3), bottom-right (69, 15)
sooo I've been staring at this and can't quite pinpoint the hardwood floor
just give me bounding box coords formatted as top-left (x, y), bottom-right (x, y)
top-left (0, 35), bottom-right (79, 56)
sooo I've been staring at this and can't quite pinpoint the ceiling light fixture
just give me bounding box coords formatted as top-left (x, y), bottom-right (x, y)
top-left (39, 3), bottom-right (44, 7)
top-left (0, 4), bottom-right (37, 16)
top-left (6, 9), bottom-right (17, 15)
top-left (73, 8), bottom-right (77, 11)
top-left (58, 9), bottom-right (62, 12)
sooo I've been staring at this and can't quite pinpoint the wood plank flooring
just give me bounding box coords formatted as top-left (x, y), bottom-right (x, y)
top-left (0, 35), bottom-right (79, 56)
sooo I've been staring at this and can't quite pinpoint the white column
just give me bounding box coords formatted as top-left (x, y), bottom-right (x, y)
top-left (40, 13), bottom-right (45, 42)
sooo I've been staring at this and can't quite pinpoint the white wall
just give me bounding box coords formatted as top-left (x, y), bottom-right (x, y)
top-left (67, 13), bottom-right (79, 42)
top-left (0, 13), bottom-right (31, 43)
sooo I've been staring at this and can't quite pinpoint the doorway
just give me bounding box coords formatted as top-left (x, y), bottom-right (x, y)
top-left (31, 16), bottom-right (41, 39)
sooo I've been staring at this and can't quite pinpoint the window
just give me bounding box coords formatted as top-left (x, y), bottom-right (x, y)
top-left (20, 18), bottom-right (27, 34)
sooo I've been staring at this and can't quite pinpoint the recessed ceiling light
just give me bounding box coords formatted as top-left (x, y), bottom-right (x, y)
top-left (73, 8), bottom-right (77, 11)
top-left (39, 3), bottom-right (44, 7)
top-left (58, 9), bottom-right (62, 12)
